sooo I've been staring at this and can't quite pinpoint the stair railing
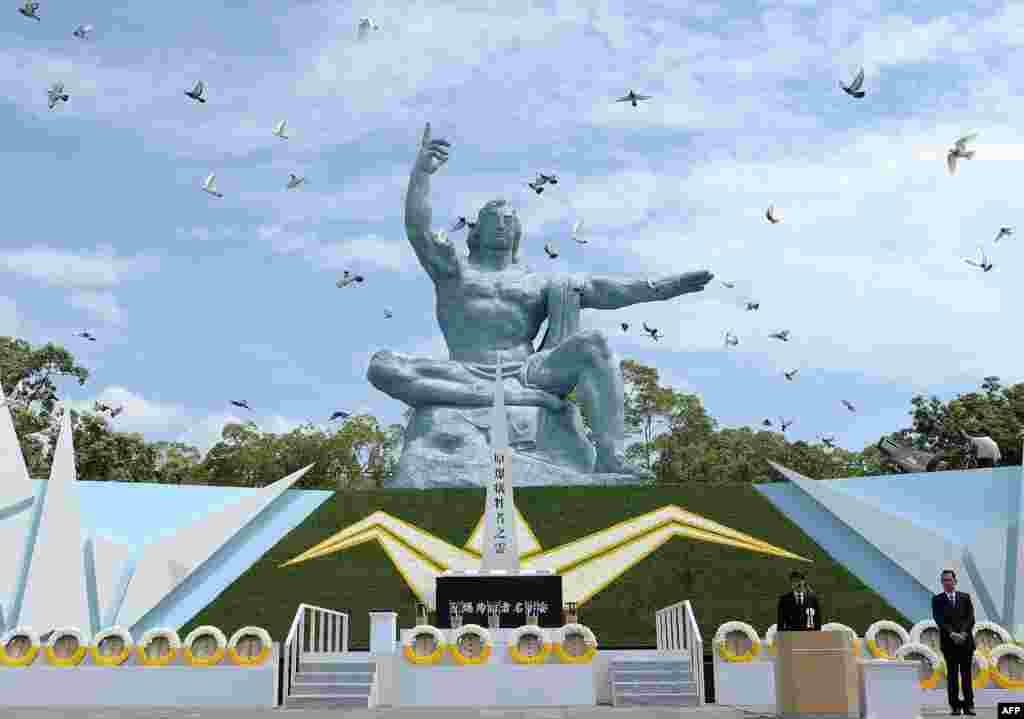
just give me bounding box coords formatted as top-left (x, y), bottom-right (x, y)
top-left (283, 603), bottom-right (349, 700)
top-left (655, 599), bottom-right (705, 705)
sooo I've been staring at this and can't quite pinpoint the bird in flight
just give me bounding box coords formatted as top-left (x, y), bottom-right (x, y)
top-left (784, 369), bottom-right (799, 381)
top-left (620, 323), bottom-right (629, 332)
top-left (230, 400), bottom-right (252, 411)
top-left (723, 331), bottom-right (739, 348)
top-left (286, 173), bottom-right (305, 189)
top-left (720, 281), bottom-right (736, 289)
top-left (47, 82), bottom-right (68, 110)
top-left (840, 67), bottom-right (865, 98)
top-left (383, 308), bottom-right (393, 319)
top-left (947, 133), bottom-right (977, 175)
top-left (76, 331), bottom-right (96, 341)
top-left (537, 173), bottom-right (558, 185)
top-left (329, 410), bottom-right (350, 422)
top-left (185, 80), bottom-right (206, 103)
top-left (964, 246), bottom-right (993, 272)
top-left (780, 418), bottom-right (794, 432)
top-left (762, 418), bottom-right (773, 428)
top-left (273, 120), bottom-right (290, 139)
top-left (94, 401), bottom-right (123, 418)
top-left (642, 322), bottom-right (663, 341)
top-left (357, 16), bottom-right (378, 41)
top-left (745, 301), bottom-right (760, 311)
top-left (450, 217), bottom-right (469, 232)
top-left (72, 24), bottom-right (93, 39)
top-left (528, 180), bottom-right (545, 194)
top-left (18, 1), bottom-right (39, 20)
top-left (571, 219), bottom-right (585, 244)
top-left (202, 173), bottom-right (223, 197)
top-left (769, 330), bottom-right (790, 342)
top-left (544, 243), bottom-right (559, 259)
top-left (995, 227), bottom-right (1013, 243)
top-left (765, 204), bottom-right (782, 224)
top-left (615, 90), bottom-right (651, 107)
top-left (336, 270), bottom-right (365, 288)
top-left (841, 399), bottom-right (856, 413)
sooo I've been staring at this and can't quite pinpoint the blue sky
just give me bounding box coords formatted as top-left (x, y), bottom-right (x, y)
top-left (0, 0), bottom-right (1021, 460)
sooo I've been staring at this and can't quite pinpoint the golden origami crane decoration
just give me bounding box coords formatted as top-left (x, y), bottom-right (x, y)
top-left (280, 503), bottom-right (810, 606)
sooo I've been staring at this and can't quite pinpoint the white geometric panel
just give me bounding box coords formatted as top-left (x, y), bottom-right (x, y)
top-left (116, 464), bottom-right (314, 629)
top-left (89, 534), bottom-right (133, 631)
top-left (464, 501), bottom-right (541, 558)
top-left (768, 462), bottom-right (983, 618)
top-left (0, 380), bottom-right (33, 507)
top-left (0, 382), bottom-right (35, 628)
top-left (16, 408), bottom-right (91, 636)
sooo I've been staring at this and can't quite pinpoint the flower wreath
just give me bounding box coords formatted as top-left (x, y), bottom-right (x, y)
top-left (822, 622), bottom-right (861, 656)
top-left (972, 650), bottom-right (992, 689)
top-left (184, 625), bottom-right (227, 666)
top-left (0, 626), bottom-right (40, 667)
top-left (227, 626), bottom-right (272, 666)
top-left (974, 621), bottom-right (1012, 655)
top-left (865, 620), bottom-right (909, 660)
top-left (896, 642), bottom-right (946, 688)
top-left (764, 624), bottom-right (777, 655)
top-left (44, 627), bottom-right (88, 667)
top-left (137, 628), bottom-right (181, 667)
top-left (508, 625), bottom-right (551, 664)
top-left (89, 626), bottom-right (133, 667)
top-left (553, 623), bottom-right (597, 664)
top-left (989, 643), bottom-right (1024, 689)
top-left (714, 621), bottom-right (761, 662)
top-left (449, 624), bottom-right (493, 665)
top-left (403, 625), bottom-right (446, 665)
top-left (909, 619), bottom-right (940, 649)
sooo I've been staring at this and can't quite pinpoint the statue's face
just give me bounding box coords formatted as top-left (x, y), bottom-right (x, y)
top-left (476, 204), bottom-right (520, 252)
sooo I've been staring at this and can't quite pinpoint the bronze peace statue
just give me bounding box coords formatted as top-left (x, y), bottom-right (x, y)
top-left (367, 123), bottom-right (713, 488)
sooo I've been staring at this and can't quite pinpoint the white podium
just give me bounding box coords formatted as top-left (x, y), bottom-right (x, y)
top-left (370, 611), bottom-right (398, 655)
top-left (859, 659), bottom-right (922, 719)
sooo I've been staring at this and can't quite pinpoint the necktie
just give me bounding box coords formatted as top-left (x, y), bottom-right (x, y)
top-left (949, 593), bottom-right (955, 606)
top-left (797, 593), bottom-right (803, 605)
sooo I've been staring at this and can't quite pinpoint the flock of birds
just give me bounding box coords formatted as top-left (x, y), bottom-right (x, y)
top-left (17, 6), bottom-right (1011, 457)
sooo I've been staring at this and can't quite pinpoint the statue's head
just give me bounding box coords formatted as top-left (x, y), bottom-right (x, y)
top-left (467, 199), bottom-right (521, 262)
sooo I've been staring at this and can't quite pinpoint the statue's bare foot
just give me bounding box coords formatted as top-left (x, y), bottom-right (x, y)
top-left (594, 445), bottom-right (654, 478)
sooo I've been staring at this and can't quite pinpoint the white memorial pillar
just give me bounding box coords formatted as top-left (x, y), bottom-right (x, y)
top-left (369, 611), bottom-right (398, 655)
top-left (481, 350), bottom-right (520, 573)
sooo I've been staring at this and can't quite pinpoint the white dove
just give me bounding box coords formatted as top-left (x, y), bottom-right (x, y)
top-left (202, 173), bottom-right (223, 198)
top-left (357, 17), bottom-right (378, 41)
top-left (72, 23), bottom-right (93, 39)
top-left (723, 331), bottom-right (739, 348)
top-left (571, 219), bottom-right (585, 244)
top-left (766, 204), bottom-right (782, 224)
top-left (286, 173), bottom-right (305, 189)
top-left (995, 227), bottom-right (1013, 243)
top-left (964, 246), bottom-right (993, 272)
top-left (947, 133), bottom-right (977, 175)
top-left (273, 120), bottom-right (289, 139)
top-left (47, 82), bottom-right (68, 110)
top-left (840, 67), bottom-right (865, 98)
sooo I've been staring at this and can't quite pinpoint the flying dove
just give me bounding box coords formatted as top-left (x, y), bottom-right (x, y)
top-left (329, 410), bottom-right (350, 422)
top-left (202, 173), bottom-right (223, 197)
top-left (18, 1), bottom-right (39, 20)
top-left (273, 120), bottom-right (289, 139)
top-left (383, 308), bottom-right (393, 319)
top-left (784, 369), bottom-right (798, 381)
top-left (745, 301), bottom-right (760, 311)
top-left (766, 204), bottom-right (782, 224)
top-left (780, 418), bottom-right (794, 432)
top-left (185, 80), bottom-right (206, 103)
top-left (620, 322), bottom-right (629, 332)
top-left (538, 173), bottom-right (558, 185)
top-left (947, 133), bottom-right (977, 175)
top-left (357, 16), bottom-right (378, 41)
top-left (723, 331), bottom-right (739, 348)
top-left (642, 322), bottom-right (662, 341)
top-left (450, 217), bottom-right (468, 232)
top-left (72, 23), bottom-right (93, 39)
top-left (528, 180), bottom-right (544, 195)
top-left (769, 330), bottom-right (790, 341)
top-left (47, 82), bottom-right (68, 109)
top-left (995, 227), bottom-right (1013, 243)
top-left (230, 400), bottom-right (252, 411)
top-left (720, 281), bottom-right (736, 289)
top-left (336, 270), bottom-right (365, 288)
top-left (840, 67), bottom-right (865, 98)
top-left (964, 246), bottom-right (993, 272)
top-left (571, 219), bottom-right (585, 243)
top-left (544, 243), bottom-right (558, 259)
top-left (286, 173), bottom-right (305, 189)
top-left (76, 331), bottom-right (96, 341)
top-left (615, 90), bottom-right (651, 107)
top-left (762, 418), bottom-right (773, 427)
top-left (841, 399), bottom-right (856, 412)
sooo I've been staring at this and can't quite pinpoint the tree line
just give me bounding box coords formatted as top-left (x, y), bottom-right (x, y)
top-left (2, 336), bottom-right (1021, 488)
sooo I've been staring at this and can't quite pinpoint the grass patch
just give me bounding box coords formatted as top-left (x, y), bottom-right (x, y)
top-left (182, 484), bottom-right (908, 653)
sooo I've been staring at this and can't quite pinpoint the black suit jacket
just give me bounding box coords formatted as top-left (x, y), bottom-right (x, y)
top-left (932, 591), bottom-right (975, 653)
top-left (778, 590), bottom-right (822, 631)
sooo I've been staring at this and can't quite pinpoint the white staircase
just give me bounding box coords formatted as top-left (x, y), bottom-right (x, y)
top-left (610, 656), bottom-right (700, 706)
top-left (285, 654), bottom-right (377, 709)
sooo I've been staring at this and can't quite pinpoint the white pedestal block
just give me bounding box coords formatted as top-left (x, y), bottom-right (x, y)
top-left (713, 655), bottom-right (776, 706)
top-left (370, 611), bottom-right (398, 655)
top-left (859, 659), bottom-right (922, 719)
top-left (397, 660), bottom-right (594, 706)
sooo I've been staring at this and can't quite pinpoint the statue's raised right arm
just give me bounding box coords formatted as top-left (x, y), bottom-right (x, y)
top-left (404, 123), bottom-right (458, 279)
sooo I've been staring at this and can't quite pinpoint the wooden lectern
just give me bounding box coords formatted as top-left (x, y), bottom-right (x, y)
top-left (775, 631), bottom-right (859, 719)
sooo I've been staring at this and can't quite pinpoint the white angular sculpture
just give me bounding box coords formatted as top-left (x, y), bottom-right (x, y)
top-left (0, 382), bottom-right (34, 628)
top-left (481, 350), bottom-right (520, 573)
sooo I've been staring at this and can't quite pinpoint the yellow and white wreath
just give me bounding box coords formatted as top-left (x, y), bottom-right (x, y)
top-left (184, 625), bottom-right (227, 666)
top-left (714, 621), bottom-right (761, 662)
top-left (0, 626), bottom-right (40, 667)
top-left (553, 623), bottom-right (597, 664)
top-left (973, 650), bottom-right (992, 688)
top-left (989, 643), bottom-right (1024, 689)
top-left (865, 620), bottom-right (909, 659)
top-left (822, 622), bottom-right (861, 656)
top-left (974, 621), bottom-right (1012, 656)
top-left (227, 626), bottom-right (272, 666)
top-left (909, 619), bottom-right (940, 648)
top-left (450, 624), bottom-right (493, 665)
top-left (509, 625), bottom-right (551, 664)
top-left (44, 626), bottom-right (88, 667)
top-left (896, 642), bottom-right (945, 688)
top-left (89, 626), bottom-right (133, 667)
top-left (764, 624), bottom-right (777, 655)
top-left (403, 625), bottom-right (446, 665)
top-left (137, 628), bottom-right (181, 667)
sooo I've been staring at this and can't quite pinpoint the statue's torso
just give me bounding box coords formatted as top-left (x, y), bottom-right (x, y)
top-left (435, 264), bottom-right (549, 363)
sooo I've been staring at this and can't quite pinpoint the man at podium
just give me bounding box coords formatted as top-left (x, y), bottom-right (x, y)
top-left (778, 570), bottom-right (822, 631)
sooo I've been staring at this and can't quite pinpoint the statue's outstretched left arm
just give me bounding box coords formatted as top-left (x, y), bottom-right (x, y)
top-left (578, 270), bottom-right (714, 309)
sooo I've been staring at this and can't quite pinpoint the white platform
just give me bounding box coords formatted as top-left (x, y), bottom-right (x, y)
top-left (860, 659), bottom-right (921, 719)
top-left (397, 660), bottom-right (594, 706)
top-left (0, 643), bottom-right (278, 707)
top-left (713, 655), bottom-right (774, 706)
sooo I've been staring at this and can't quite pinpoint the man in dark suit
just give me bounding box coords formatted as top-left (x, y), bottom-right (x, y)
top-left (932, 569), bottom-right (976, 716)
top-left (778, 570), bottom-right (822, 631)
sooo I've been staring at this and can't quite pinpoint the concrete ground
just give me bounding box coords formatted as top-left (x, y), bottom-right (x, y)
top-left (0, 706), bottom-right (999, 718)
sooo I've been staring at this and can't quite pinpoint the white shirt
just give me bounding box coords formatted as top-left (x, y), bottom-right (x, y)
top-left (947, 592), bottom-right (956, 604)
top-left (796, 592), bottom-right (804, 604)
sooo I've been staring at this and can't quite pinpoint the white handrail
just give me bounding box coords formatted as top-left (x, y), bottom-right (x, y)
top-left (283, 603), bottom-right (349, 701)
top-left (655, 599), bottom-right (705, 705)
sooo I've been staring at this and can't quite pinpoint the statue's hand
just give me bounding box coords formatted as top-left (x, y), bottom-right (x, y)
top-left (414, 122), bottom-right (450, 175)
top-left (676, 270), bottom-right (714, 294)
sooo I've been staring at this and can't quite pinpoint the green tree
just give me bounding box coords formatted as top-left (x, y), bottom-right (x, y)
top-left (621, 360), bottom-right (693, 472)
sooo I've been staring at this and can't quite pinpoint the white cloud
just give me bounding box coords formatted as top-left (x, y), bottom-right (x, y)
top-left (0, 296), bottom-right (19, 337)
top-left (69, 291), bottom-right (124, 326)
top-left (0, 246), bottom-right (159, 289)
